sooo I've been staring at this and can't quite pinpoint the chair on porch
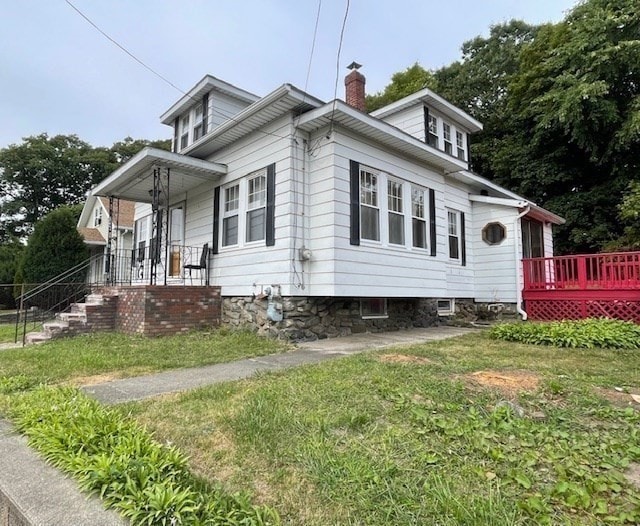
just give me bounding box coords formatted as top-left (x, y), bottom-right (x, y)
top-left (183, 243), bottom-right (209, 284)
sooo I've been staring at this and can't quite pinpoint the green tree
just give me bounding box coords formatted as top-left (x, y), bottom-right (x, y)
top-left (18, 206), bottom-right (88, 285)
top-left (110, 136), bottom-right (171, 164)
top-left (366, 63), bottom-right (436, 112)
top-left (0, 134), bottom-right (117, 238)
top-left (0, 239), bottom-right (24, 308)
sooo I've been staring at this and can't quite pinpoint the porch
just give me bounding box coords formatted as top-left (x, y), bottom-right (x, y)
top-left (522, 251), bottom-right (640, 322)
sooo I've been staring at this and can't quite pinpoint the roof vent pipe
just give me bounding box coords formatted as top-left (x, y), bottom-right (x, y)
top-left (345, 62), bottom-right (366, 112)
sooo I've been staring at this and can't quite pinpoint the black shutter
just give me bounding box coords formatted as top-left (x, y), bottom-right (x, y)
top-left (423, 106), bottom-right (429, 144)
top-left (429, 188), bottom-right (436, 257)
top-left (466, 133), bottom-right (472, 170)
top-left (349, 160), bottom-right (360, 246)
top-left (202, 93), bottom-right (209, 136)
top-left (212, 186), bottom-right (220, 254)
top-left (461, 212), bottom-right (467, 266)
top-left (266, 163), bottom-right (276, 246)
top-left (173, 118), bottom-right (179, 152)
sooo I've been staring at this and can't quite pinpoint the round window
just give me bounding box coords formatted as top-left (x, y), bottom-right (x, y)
top-left (482, 222), bottom-right (506, 245)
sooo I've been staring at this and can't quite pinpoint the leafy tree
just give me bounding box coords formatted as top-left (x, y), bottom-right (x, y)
top-left (366, 63), bottom-right (436, 112)
top-left (111, 136), bottom-right (171, 164)
top-left (18, 206), bottom-right (88, 285)
top-left (605, 181), bottom-right (640, 250)
top-left (0, 134), bottom-right (117, 238)
top-left (0, 239), bottom-right (24, 308)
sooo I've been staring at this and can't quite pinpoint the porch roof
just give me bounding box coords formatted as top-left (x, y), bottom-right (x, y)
top-left (91, 147), bottom-right (227, 203)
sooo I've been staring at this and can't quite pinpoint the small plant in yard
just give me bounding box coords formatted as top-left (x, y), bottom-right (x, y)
top-left (490, 318), bottom-right (640, 349)
top-left (9, 386), bottom-right (280, 526)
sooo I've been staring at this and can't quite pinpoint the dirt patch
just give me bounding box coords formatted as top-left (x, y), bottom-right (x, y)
top-left (378, 353), bottom-right (434, 365)
top-left (595, 387), bottom-right (640, 409)
top-left (626, 463), bottom-right (640, 490)
top-left (68, 373), bottom-right (123, 387)
top-left (463, 370), bottom-right (540, 397)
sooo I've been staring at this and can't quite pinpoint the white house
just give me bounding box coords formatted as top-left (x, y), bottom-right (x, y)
top-left (90, 66), bottom-right (564, 339)
top-left (77, 196), bottom-right (135, 284)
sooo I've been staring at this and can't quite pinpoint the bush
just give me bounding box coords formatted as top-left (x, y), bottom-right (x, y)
top-left (10, 386), bottom-right (280, 526)
top-left (489, 318), bottom-right (640, 349)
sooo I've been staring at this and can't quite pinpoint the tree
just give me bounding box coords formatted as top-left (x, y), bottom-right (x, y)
top-left (0, 239), bottom-right (24, 308)
top-left (606, 181), bottom-right (640, 250)
top-left (110, 136), bottom-right (171, 164)
top-left (0, 134), bottom-right (117, 238)
top-left (366, 63), bottom-right (436, 112)
top-left (18, 205), bottom-right (88, 285)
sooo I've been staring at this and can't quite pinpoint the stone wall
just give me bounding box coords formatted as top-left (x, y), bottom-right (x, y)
top-left (222, 296), bottom-right (439, 341)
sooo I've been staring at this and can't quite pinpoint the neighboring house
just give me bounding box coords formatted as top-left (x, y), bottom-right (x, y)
top-left (77, 196), bottom-right (135, 284)
top-left (89, 66), bottom-right (564, 339)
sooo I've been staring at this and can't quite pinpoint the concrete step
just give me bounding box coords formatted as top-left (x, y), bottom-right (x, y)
top-left (58, 312), bottom-right (87, 323)
top-left (24, 332), bottom-right (51, 345)
top-left (85, 294), bottom-right (104, 306)
top-left (43, 320), bottom-right (69, 337)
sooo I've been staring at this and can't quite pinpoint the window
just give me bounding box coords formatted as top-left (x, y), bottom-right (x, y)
top-left (411, 186), bottom-right (427, 249)
top-left (482, 222), bottom-right (506, 245)
top-left (360, 167), bottom-right (380, 241)
top-left (427, 114), bottom-right (438, 148)
top-left (522, 218), bottom-right (544, 258)
top-left (169, 205), bottom-right (184, 276)
top-left (180, 114), bottom-right (190, 149)
top-left (134, 217), bottom-right (148, 262)
top-left (193, 105), bottom-right (204, 142)
top-left (387, 180), bottom-right (404, 245)
top-left (443, 123), bottom-right (453, 155)
top-left (360, 298), bottom-right (387, 319)
top-left (93, 207), bottom-right (102, 227)
top-left (448, 210), bottom-right (460, 260)
top-left (246, 171), bottom-right (266, 242)
top-left (437, 299), bottom-right (455, 316)
top-left (222, 184), bottom-right (239, 246)
top-left (456, 131), bottom-right (465, 161)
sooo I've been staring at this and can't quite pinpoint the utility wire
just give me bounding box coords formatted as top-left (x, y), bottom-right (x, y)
top-left (303, 0), bottom-right (323, 95)
top-left (65, 0), bottom-right (289, 142)
top-left (329, 0), bottom-right (350, 135)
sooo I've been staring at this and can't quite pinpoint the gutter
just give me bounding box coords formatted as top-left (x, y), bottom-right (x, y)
top-left (514, 206), bottom-right (530, 320)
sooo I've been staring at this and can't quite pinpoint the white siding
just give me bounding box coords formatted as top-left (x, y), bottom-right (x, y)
top-left (209, 92), bottom-right (252, 130)
top-left (473, 203), bottom-right (519, 303)
top-left (380, 105), bottom-right (425, 141)
top-left (443, 181), bottom-right (474, 298)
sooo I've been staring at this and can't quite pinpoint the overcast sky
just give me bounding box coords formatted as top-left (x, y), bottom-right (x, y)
top-left (0, 0), bottom-right (579, 150)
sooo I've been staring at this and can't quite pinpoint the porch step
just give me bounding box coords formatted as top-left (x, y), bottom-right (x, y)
top-left (24, 332), bottom-right (51, 345)
top-left (85, 294), bottom-right (104, 306)
top-left (43, 320), bottom-right (70, 337)
top-left (58, 311), bottom-right (88, 323)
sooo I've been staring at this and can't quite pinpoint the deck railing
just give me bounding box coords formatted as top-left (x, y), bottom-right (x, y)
top-left (523, 251), bottom-right (640, 291)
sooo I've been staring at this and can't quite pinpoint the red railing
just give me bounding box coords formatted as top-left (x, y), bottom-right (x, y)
top-left (522, 251), bottom-right (640, 322)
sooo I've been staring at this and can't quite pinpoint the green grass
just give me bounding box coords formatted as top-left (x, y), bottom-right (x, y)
top-left (0, 323), bottom-right (17, 343)
top-left (123, 333), bottom-right (640, 525)
top-left (0, 329), bottom-right (288, 388)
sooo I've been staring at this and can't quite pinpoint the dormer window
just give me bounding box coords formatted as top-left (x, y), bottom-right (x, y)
top-left (193, 105), bottom-right (204, 142)
top-left (180, 114), bottom-right (190, 149)
top-left (456, 131), bottom-right (466, 161)
top-left (443, 123), bottom-right (453, 155)
top-left (427, 114), bottom-right (438, 148)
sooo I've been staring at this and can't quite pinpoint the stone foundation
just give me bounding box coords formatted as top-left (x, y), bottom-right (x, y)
top-left (222, 296), bottom-right (440, 341)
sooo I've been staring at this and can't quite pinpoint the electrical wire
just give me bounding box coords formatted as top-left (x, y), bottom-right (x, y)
top-left (65, 0), bottom-right (290, 142)
top-left (328, 0), bottom-right (350, 135)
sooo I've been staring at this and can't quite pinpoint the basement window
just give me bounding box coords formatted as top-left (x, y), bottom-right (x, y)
top-left (361, 298), bottom-right (388, 319)
top-left (437, 299), bottom-right (455, 316)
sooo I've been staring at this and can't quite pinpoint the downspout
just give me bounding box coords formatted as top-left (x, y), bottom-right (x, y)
top-left (514, 206), bottom-right (530, 320)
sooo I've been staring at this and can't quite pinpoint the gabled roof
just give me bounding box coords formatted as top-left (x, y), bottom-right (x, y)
top-left (160, 75), bottom-right (260, 125)
top-left (370, 87), bottom-right (483, 133)
top-left (78, 195), bottom-right (136, 230)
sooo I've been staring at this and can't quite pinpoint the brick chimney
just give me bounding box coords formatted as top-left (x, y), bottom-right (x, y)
top-left (345, 61), bottom-right (365, 112)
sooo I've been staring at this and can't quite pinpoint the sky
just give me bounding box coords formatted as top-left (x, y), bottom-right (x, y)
top-left (0, 0), bottom-right (579, 151)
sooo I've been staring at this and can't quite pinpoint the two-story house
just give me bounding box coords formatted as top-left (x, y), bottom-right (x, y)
top-left (89, 65), bottom-right (563, 339)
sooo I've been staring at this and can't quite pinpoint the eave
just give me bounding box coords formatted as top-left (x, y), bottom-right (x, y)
top-left (91, 147), bottom-right (227, 203)
top-left (296, 100), bottom-right (469, 174)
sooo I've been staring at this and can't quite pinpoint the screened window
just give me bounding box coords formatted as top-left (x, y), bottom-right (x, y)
top-left (180, 114), bottom-right (190, 149)
top-left (456, 131), bottom-right (465, 160)
top-left (427, 114), bottom-right (438, 148)
top-left (246, 172), bottom-right (266, 242)
top-left (443, 123), bottom-right (453, 155)
top-left (387, 180), bottom-right (404, 245)
top-left (223, 184), bottom-right (239, 246)
top-left (360, 168), bottom-right (380, 241)
top-left (412, 186), bottom-right (427, 249)
top-left (448, 210), bottom-right (460, 260)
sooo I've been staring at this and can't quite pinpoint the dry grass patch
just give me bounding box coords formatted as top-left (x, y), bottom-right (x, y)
top-left (594, 387), bottom-right (640, 409)
top-left (462, 370), bottom-right (541, 397)
top-left (377, 353), bottom-right (434, 365)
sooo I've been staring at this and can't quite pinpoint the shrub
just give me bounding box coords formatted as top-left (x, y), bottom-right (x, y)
top-left (489, 318), bottom-right (640, 349)
top-left (9, 386), bottom-right (279, 526)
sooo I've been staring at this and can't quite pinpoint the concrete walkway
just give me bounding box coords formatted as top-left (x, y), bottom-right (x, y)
top-left (83, 326), bottom-right (475, 405)
top-left (0, 326), bottom-right (475, 525)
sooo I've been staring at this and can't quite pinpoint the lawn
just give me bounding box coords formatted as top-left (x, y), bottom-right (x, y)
top-left (0, 323), bottom-right (17, 343)
top-left (122, 333), bottom-right (640, 525)
top-left (0, 329), bottom-right (288, 387)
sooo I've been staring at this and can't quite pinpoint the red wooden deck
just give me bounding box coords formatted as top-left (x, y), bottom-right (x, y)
top-left (522, 251), bottom-right (640, 322)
